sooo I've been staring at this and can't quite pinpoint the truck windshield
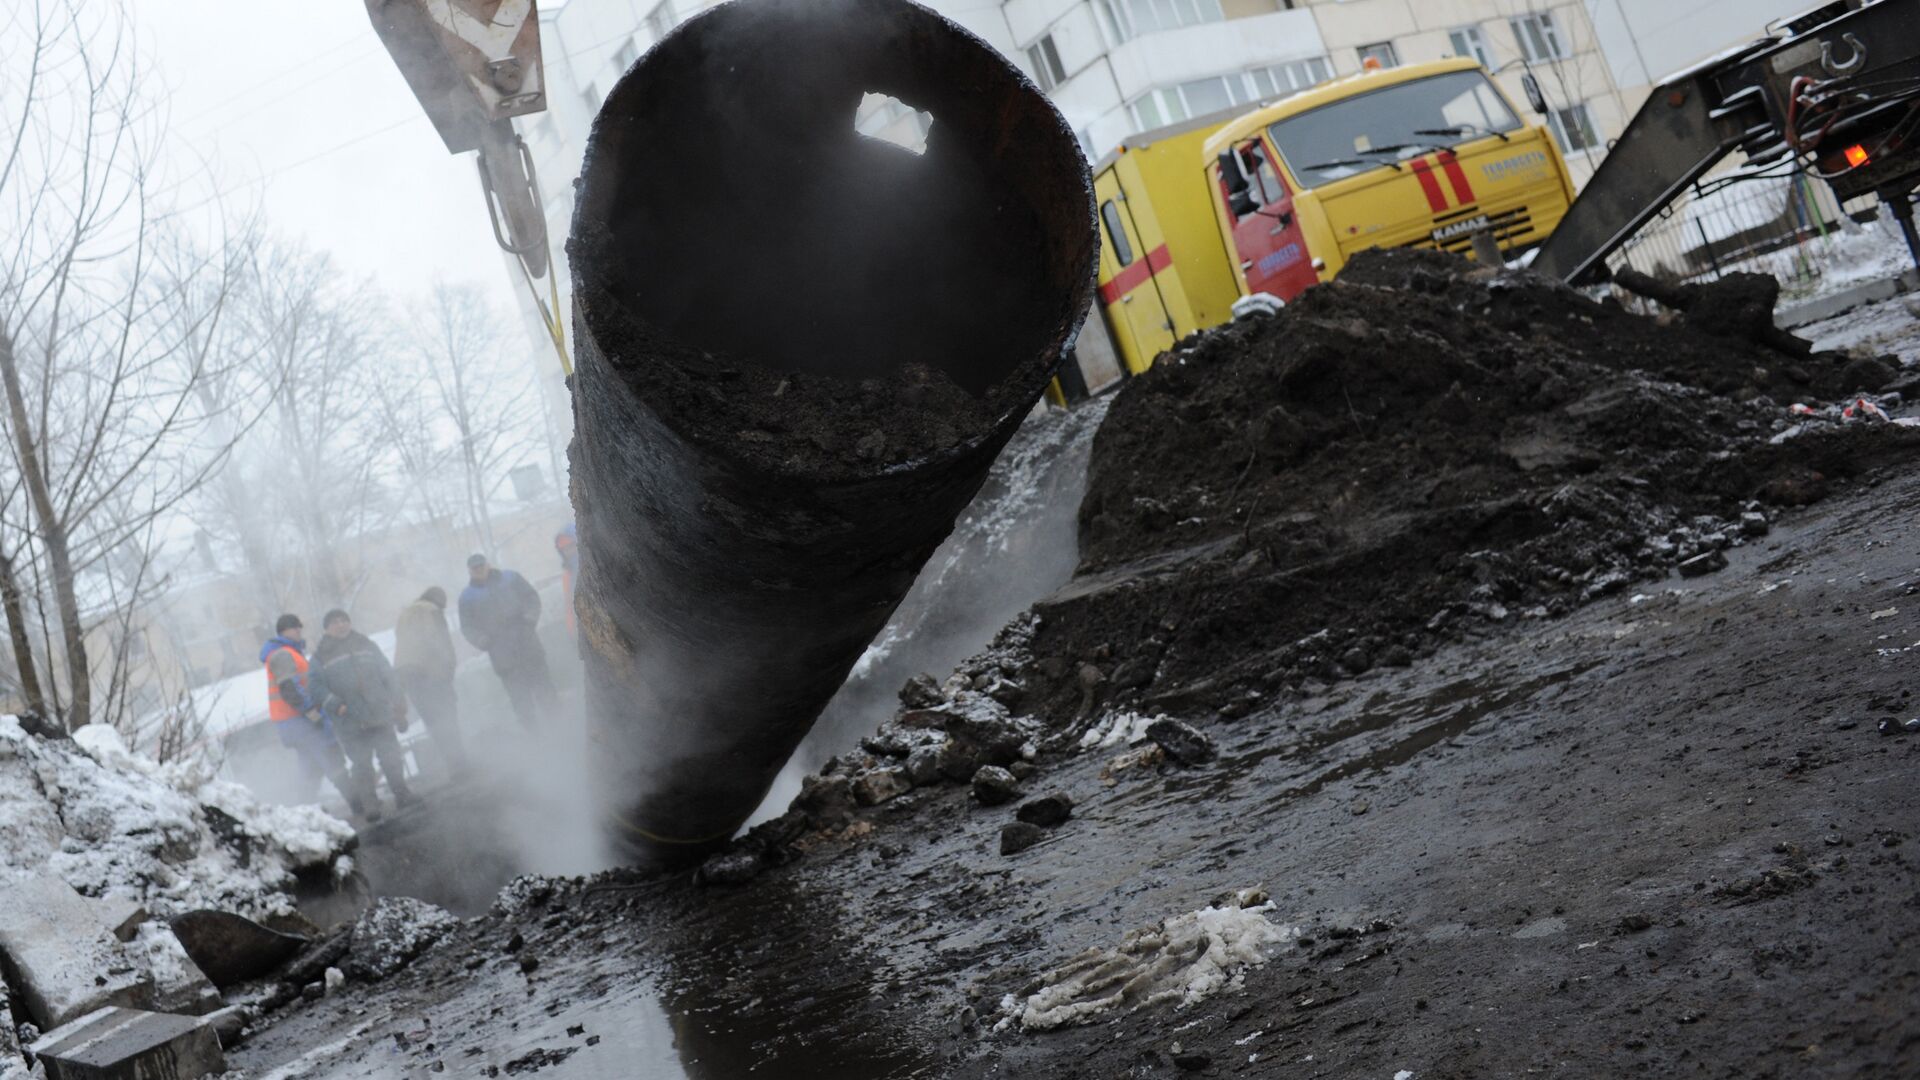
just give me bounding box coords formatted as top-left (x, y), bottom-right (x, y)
top-left (1269, 69), bottom-right (1521, 188)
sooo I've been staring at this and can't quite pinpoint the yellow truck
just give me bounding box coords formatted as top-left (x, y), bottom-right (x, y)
top-left (1088, 57), bottom-right (1580, 376)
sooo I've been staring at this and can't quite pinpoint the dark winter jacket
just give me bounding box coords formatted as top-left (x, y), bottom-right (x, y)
top-left (310, 631), bottom-right (402, 733)
top-left (458, 568), bottom-right (545, 673)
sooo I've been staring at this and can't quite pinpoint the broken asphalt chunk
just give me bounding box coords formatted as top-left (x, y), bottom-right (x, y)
top-left (971, 766), bottom-right (1020, 806)
top-left (30, 1007), bottom-right (224, 1080)
top-left (1000, 822), bottom-right (1046, 856)
top-left (1015, 793), bottom-right (1074, 828)
top-left (168, 910), bottom-right (308, 989)
top-left (1146, 718), bottom-right (1216, 765)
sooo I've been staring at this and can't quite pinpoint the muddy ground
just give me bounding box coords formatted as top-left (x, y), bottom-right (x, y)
top-left (229, 261), bottom-right (1920, 1078)
top-left (235, 462), bottom-right (1920, 1079)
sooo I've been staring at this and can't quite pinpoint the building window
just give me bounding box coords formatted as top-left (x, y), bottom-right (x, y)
top-left (1511, 12), bottom-right (1568, 62)
top-left (1129, 57), bottom-right (1332, 130)
top-left (614, 38), bottom-right (639, 71)
top-left (1123, 0), bottom-right (1225, 36)
top-left (645, 1), bottom-right (675, 43)
top-left (1095, 0), bottom-right (1132, 45)
top-left (1249, 56), bottom-right (1334, 97)
top-left (1027, 35), bottom-right (1067, 92)
top-left (1357, 41), bottom-right (1399, 69)
top-left (1547, 101), bottom-right (1600, 152)
top-left (1448, 25), bottom-right (1491, 68)
top-left (1100, 200), bottom-right (1135, 266)
top-left (582, 81), bottom-right (599, 111)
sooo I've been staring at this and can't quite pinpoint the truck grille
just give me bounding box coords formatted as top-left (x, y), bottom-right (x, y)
top-left (1405, 205), bottom-right (1534, 253)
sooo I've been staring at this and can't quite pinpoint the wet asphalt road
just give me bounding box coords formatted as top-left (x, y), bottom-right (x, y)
top-left (235, 467), bottom-right (1920, 1078)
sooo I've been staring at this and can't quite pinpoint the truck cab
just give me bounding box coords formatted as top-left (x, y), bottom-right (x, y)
top-left (1203, 58), bottom-right (1579, 301)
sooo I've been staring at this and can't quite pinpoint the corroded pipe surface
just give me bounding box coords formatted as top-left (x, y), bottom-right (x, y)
top-left (567, 0), bottom-right (1096, 862)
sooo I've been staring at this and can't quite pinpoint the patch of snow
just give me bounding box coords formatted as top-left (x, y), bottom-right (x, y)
top-left (0, 716), bottom-right (353, 920)
top-left (1014, 896), bottom-right (1295, 1031)
top-left (1079, 710), bottom-right (1159, 750)
top-left (342, 897), bottom-right (458, 981)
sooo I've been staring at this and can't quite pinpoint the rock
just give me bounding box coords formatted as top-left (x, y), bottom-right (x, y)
top-left (791, 774), bottom-right (856, 830)
top-left (1840, 355), bottom-right (1895, 393)
top-left (905, 746), bottom-right (943, 786)
top-left (1380, 644), bottom-right (1414, 668)
top-left (167, 910), bottom-right (308, 989)
top-left (1339, 647), bottom-right (1371, 674)
top-left (341, 897), bottom-right (457, 982)
top-left (1615, 913), bottom-right (1653, 934)
top-left (1739, 511), bottom-right (1770, 538)
top-left (278, 929), bottom-right (351, 989)
top-left (1146, 718), bottom-right (1216, 766)
top-left (0, 874), bottom-right (149, 1029)
top-left (695, 850), bottom-right (763, 887)
top-left (971, 766), bottom-right (1020, 807)
top-left (301, 981), bottom-right (323, 1002)
top-left (852, 767), bottom-right (911, 806)
top-left (936, 739), bottom-right (982, 782)
top-left (899, 673), bottom-right (944, 708)
top-left (1007, 760), bottom-right (1037, 781)
top-left (1173, 1050), bottom-right (1212, 1071)
top-left (1000, 822), bottom-right (1046, 856)
top-left (1677, 549), bottom-right (1728, 578)
top-left (0, 969), bottom-right (20, 1073)
top-left (1016, 793), bottom-right (1074, 828)
top-left (30, 1007), bottom-right (224, 1080)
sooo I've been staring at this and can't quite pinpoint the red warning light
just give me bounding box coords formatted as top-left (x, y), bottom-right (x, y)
top-left (1844, 143), bottom-right (1870, 167)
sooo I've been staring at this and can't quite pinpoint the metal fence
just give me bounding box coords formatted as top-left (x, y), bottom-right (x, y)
top-left (1601, 171), bottom-right (1877, 297)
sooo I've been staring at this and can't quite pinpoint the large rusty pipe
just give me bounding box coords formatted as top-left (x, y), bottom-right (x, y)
top-left (567, 0), bottom-right (1096, 862)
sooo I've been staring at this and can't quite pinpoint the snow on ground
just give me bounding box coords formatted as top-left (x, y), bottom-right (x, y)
top-left (1804, 294), bottom-right (1920, 367)
top-left (1009, 894), bottom-right (1296, 1032)
top-left (0, 717), bottom-right (354, 919)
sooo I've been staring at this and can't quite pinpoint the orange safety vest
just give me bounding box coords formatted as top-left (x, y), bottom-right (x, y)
top-left (264, 645), bottom-right (310, 722)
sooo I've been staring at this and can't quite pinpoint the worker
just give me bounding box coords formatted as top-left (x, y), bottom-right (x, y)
top-left (394, 586), bottom-right (469, 776)
top-left (311, 609), bottom-right (419, 821)
top-left (457, 553), bottom-right (556, 728)
top-left (259, 615), bottom-right (362, 815)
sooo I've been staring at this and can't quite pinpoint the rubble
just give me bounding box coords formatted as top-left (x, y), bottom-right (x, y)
top-left (1145, 718), bottom-right (1216, 766)
top-left (339, 897), bottom-right (457, 982)
top-left (999, 822), bottom-right (1046, 856)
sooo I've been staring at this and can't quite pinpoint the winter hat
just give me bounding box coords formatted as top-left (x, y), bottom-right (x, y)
top-left (322, 608), bottom-right (351, 628)
top-left (421, 586), bottom-right (448, 608)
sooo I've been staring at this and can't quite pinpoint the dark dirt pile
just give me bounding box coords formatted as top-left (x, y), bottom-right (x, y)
top-left (1017, 248), bottom-right (1920, 723)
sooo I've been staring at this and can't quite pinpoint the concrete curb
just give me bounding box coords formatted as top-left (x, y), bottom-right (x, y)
top-left (1777, 269), bottom-right (1920, 329)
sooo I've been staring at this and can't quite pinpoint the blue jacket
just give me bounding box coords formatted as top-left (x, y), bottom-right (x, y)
top-left (459, 568), bottom-right (545, 672)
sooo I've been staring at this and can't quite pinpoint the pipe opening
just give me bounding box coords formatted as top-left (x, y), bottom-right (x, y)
top-left (573, 0), bottom-right (1095, 469)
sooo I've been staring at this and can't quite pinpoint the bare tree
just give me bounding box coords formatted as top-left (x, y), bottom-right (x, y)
top-left (0, 0), bottom-right (258, 729)
top-left (414, 282), bottom-right (545, 560)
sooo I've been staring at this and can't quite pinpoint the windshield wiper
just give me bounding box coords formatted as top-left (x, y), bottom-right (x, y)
top-left (1298, 148), bottom-right (1406, 174)
top-left (1414, 124), bottom-right (1511, 143)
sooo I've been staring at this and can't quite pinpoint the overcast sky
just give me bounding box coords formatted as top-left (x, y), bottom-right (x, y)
top-left (134, 1), bottom-right (525, 315)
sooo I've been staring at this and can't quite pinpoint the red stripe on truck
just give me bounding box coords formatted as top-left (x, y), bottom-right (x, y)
top-left (1409, 158), bottom-right (1447, 212)
top-left (1438, 150), bottom-right (1476, 205)
top-left (1099, 244), bottom-right (1172, 306)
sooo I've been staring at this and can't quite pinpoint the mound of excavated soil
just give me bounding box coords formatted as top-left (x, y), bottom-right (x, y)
top-left (1022, 249), bottom-right (1920, 722)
